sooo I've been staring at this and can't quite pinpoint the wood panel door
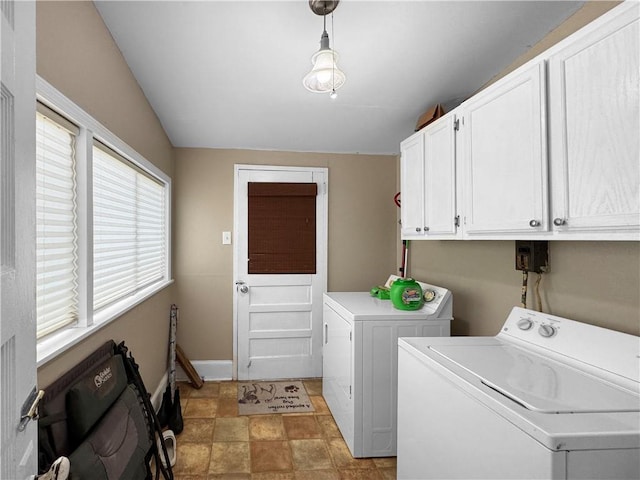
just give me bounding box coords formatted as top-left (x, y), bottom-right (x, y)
top-left (234, 165), bottom-right (327, 380)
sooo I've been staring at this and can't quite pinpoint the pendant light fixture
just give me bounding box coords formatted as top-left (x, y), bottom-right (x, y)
top-left (303, 0), bottom-right (345, 98)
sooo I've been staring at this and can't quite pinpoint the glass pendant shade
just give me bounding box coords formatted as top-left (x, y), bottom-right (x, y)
top-left (303, 31), bottom-right (346, 93)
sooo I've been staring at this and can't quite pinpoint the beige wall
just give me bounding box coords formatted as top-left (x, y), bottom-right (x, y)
top-left (35, 0), bottom-right (637, 388)
top-left (174, 149), bottom-right (397, 361)
top-left (408, 241), bottom-right (639, 337)
top-left (406, 0), bottom-right (639, 338)
top-left (36, 1), bottom-right (175, 388)
top-left (481, 1), bottom-right (622, 91)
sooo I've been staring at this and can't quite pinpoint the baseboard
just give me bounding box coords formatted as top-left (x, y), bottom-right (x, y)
top-left (176, 360), bottom-right (233, 382)
top-left (152, 361), bottom-right (232, 407)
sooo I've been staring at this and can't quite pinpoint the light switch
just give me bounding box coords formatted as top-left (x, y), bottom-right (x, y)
top-left (222, 231), bottom-right (232, 245)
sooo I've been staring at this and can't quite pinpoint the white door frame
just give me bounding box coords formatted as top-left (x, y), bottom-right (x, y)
top-left (232, 164), bottom-right (328, 380)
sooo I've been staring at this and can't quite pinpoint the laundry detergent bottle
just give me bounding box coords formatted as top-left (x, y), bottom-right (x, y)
top-left (390, 278), bottom-right (423, 310)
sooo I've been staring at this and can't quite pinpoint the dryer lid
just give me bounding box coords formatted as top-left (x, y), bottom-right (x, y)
top-left (431, 344), bottom-right (640, 413)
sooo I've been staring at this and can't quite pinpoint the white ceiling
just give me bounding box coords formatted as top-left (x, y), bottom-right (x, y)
top-left (94, 0), bottom-right (584, 155)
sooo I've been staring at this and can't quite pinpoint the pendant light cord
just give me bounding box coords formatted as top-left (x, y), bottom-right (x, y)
top-left (331, 11), bottom-right (336, 96)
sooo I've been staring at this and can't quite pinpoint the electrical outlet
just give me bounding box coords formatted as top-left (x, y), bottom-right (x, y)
top-left (515, 240), bottom-right (548, 273)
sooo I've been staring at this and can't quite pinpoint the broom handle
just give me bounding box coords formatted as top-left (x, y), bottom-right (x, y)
top-left (169, 304), bottom-right (178, 396)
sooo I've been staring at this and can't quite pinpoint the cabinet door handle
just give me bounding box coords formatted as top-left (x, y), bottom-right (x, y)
top-left (324, 323), bottom-right (328, 344)
top-left (553, 217), bottom-right (567, 226)
top-left (529, 219), bottom-right (541, 227)
top-left (424, 226), bottom-right (429, 232)
top-left (415, 227), bottom-right (421, 232)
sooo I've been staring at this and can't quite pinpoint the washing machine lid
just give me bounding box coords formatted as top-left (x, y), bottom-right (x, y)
top-left (430, 344), bottom-right (640, 414)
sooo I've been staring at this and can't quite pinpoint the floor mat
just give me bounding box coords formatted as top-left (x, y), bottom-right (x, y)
top-left (237, 381), bottom-right (314, 415)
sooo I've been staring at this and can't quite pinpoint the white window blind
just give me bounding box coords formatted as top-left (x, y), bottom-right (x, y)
top-left (93, 144), bottom-right (166, 312)
top-left (35, 108), bottom-right (79, 339)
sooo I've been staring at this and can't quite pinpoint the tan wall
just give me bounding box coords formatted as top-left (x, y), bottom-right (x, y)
top-left (174, 149), bottom-right (397, 361)
top-left (481, 1), bottom-right (622, 91)
top-left (406, 0), bottom-right (639, 338)
top-left (35, 0), bottom-right (636, 389)
top-left (36, 1), bottom-right (175, 388)
top-left (408, 241), bottom-right (639, 337)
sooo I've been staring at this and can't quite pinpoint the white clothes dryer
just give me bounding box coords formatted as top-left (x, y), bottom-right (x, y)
top-left (323, 283), bottom-right (452, 457)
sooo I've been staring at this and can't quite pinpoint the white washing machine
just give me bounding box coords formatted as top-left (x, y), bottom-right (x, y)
top-left (397, 307), bottom-right (640, 479)
top-left (322, 283), bottom-right (452, 457)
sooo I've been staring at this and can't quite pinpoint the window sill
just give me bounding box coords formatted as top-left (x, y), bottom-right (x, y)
top-left (37, 279), bottom-right (174, 368)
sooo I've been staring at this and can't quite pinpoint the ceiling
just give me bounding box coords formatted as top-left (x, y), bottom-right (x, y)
top-left (94, 0), bottom-right (585, 155)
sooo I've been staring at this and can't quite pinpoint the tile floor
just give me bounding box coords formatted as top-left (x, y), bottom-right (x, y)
top-left (170, 379), bottom-right (397, 480)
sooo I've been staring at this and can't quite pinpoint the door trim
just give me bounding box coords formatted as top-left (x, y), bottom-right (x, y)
top-left (232, 164), bottom-right (328, 380)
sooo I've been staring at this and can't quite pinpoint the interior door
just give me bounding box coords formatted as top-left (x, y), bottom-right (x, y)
top-left (234, 165), bottom-right (327, 380)
top-left (1, 1), bottom-right (38, 478)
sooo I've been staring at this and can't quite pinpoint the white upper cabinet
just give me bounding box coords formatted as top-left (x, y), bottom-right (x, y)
top-left (424, 113), bottom-right (458, 237)
top-left (400, 130), bottom-right (426, 238)
top-left (461, 60), bottom-right (548, 236)
top-left (398, 2), bottom-right (638, 241)
top-left (400, 112), bottom-right (459, 239)
top-left (548, 2), bottom-right (639, 239)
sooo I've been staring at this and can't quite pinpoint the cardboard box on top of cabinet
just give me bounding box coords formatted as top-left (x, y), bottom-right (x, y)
top-left (415, 104), bottom-right (445, 131)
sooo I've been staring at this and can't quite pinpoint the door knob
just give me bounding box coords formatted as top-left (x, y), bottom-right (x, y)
top-left (236, 281), bottom-right (249, 294)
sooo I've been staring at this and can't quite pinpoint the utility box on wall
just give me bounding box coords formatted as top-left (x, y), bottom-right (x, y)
top-left (515, 241), bottom-right (549, 273)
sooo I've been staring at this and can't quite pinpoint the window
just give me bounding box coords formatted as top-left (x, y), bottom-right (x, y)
top-left (247, 182), bottom-right (317, 274)
top-left (93, 144), bottom-right (166, 311)
top-left (35, 77), bottom-right (171, 364)
top-left (35, 106), bottom-right (79, 338)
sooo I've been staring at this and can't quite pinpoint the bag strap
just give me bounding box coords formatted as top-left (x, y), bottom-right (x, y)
top-left (115, 342), bottom-right (174, 480)
top-left (37, 422), bottom-right (59, 475)
top-left (38, 411), bottom-right (67, 427)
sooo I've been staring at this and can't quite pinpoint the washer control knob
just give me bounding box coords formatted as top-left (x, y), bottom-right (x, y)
top-left (517, 318), bottom-right (533, 330)
top-left (538, 324), bottom-right (556, 338)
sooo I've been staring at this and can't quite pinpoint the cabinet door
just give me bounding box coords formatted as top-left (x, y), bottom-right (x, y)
top-left (424, 114), bottom-right (458, 237)
top-left (400, 131), bottom-right (426, 238)
top-left (322, 304), bottom-right (353, 448)
top-left (462, 61), bottom-right (548, 235)
top-left (548, 3), bottom-right (639, 237)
